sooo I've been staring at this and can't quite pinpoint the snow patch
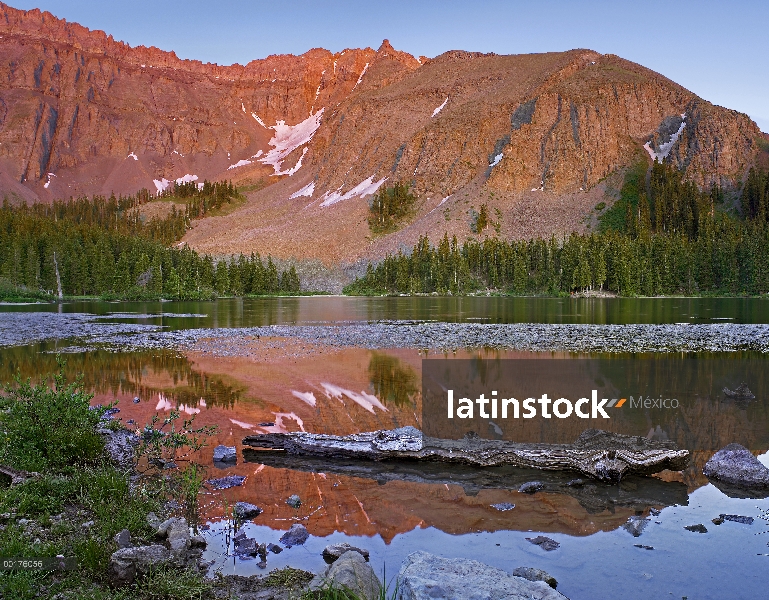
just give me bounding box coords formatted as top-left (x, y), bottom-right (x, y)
top-left (489, 153), bottom-right (503, 167)
top-left (43, 173), bottom-right (55, 189)
top-left (241, 102), bottom-right (246, 113)
top-left (645, 117), bottom-right (686, 162)
top-left (274, 147), bottom-right (307, 176)
top-left (252, 150), bottom-right (263, 158)
top-left (352, 63), bottom-right (369, 90)
top-left (258, 109), bottom-right (323, 175)
top-left (320, 382), bottom-right (387, 414)
top-left (291, 390), bottom-right (317, 407)
top-left (153, 178), bottom-right (171, 194)
top-left (230, 418), bottom-right (254, 430)
top-left (227, 159), bottom-right (252, 170)
top-left (432, 97), bottom-right (448, 117)
top-left (439, 195), bottom-right (451, 206)
top-left (319, 175), bottom-right (387, 208)
top-left (252, 113), bottom-right (267, 128)
top-left (289, 181), bottom-right (315, 199)
top-left (127, 152), bottom-right (138, 161)
top-left (175, 174), bottom-right (198, 185)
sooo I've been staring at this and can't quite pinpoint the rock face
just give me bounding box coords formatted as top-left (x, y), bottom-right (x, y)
top-left (703, 444), bottom-right (769, 496)
top-left (0, 3), bottom-right (763, 264)
top-left (396, 551), bottom-right (565, 599)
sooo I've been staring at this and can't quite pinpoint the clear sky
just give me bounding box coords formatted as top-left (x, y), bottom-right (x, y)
top-left (9, 0), bottom-right (769, 131)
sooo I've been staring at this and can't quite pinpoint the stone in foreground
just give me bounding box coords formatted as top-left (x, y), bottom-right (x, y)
top-left (243, 427), bottom-right (689, 482)
top-left (396, 551), bottom-right (565, 599)
top-left (323, 542), bottom-right (370, 563)
top-left (109, 545), bottom-right (170, 585)
top-left (703, 444), bottom-right (769, 496)
top-left (311, 550), bottom-right (381, 600)
top-left (280, 523), bottom-right (309, 547)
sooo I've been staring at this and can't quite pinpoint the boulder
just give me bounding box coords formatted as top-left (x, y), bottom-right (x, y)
top-left (157, 517), bottom-right (191, 556)
top-left (146, 512), bottom-right (161, 532)
top-left (512, 567), bottom-right (558, 589)
top-left (323, 542), bottom-right (370, 563)
top-left (311, 550), bottom-right (381, 600)
top-left (703, 444), bottom-right (769, 496)
top-left (101, 428), bottom-right (138, 469)
top-left (109, 545), bottom-right (170, 585)
top-left (114, 529), bottom-right (131, 549)
top-left (396, 551), bottom-right (565, 599)
top-left (280, 523), bottom-right (309, 548)
top-left (213, 445), bottom-right (237, 463)
top-left (234, 502), bottom-right (262, 520)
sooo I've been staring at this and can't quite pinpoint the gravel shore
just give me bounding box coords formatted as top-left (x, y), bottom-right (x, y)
top-left (2, 312), bottom-right (769, 354)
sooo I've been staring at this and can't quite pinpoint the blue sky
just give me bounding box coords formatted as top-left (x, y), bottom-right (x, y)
top-left (10, 0), bottom-right (769, 131)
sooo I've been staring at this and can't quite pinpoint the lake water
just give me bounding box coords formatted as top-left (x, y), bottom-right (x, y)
top-left (1, 297), bottom-right (768, 599)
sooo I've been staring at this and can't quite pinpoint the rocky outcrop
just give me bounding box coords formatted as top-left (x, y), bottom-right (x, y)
top-left (243, 426), bottom-right (690, 482)
top-left (396, 551), bottom-right (565, 599)
top-left (0, 2), bottom-right (761, 213)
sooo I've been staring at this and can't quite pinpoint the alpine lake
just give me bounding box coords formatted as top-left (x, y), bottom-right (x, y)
top-left (1, 296), bottom-right (768, 600)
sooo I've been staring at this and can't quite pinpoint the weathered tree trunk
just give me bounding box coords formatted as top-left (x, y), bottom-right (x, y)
top-left (242, 427), bottom-right (690, 482)
top-left (53, 251), bottom-right (63, 299)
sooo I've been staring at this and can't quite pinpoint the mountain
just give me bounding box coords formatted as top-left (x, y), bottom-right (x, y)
top-left (0, 2), bottom-right (765, 268)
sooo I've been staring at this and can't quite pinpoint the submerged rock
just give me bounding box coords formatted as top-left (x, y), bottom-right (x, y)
top-left (322, 542), bottom-right (370, 563)
top-left (684, 524), bottom-right (708, 533)
top-left (279, 524), bottom-right (309, 547)
top-left (512, 566), bottom-right (558, 589)
top-left (234, 502), bottom-right (262, 520)
top-left (491, 502), bottom-right (516, 511)
top-left (213, 445), bottom-right (237, 463)
top-left (267, 543), bottom-right (283, 554)
top-left (622, 516), bottom-right (650, 537)
top-left (703, 444), bottom-right (769, 495)
top-left (286, 494), bottom-right (302, 508)
top-left (397, 551), bottom-right (565, 599)
top-left (719, 514), bottom-right (754, 525)
top-left (207, 475), bottom-right (245, 490)
top-left (519, 481), bottom-right (544, 494)
top-left (525, 536), bottom-right (560, 551)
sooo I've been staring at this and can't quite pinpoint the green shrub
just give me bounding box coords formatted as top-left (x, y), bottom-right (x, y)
top-left (0, 358), bottom-right (105, 472)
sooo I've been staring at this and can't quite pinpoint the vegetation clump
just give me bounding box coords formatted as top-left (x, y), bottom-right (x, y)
top-left (368, 183), bottom-right (417, 233)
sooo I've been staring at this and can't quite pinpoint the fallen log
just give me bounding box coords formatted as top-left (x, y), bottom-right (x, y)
top-left (242, 427), bottom-right (689, 482)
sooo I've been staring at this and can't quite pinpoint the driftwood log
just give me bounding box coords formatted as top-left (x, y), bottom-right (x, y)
top-left (242, 427), bottom-right (689, 482)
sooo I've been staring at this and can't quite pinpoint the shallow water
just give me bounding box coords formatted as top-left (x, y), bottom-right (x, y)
top-left (1, 298), bottom-right (769, 599)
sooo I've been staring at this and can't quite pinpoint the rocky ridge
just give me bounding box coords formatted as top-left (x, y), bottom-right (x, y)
top-left (0, 2), bottom-right (765, 264)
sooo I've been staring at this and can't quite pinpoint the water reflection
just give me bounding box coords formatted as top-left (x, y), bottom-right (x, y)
top-left (367, 352), bottom-right (419, 408)
top-left (4, 296), bottom-right (769, 326)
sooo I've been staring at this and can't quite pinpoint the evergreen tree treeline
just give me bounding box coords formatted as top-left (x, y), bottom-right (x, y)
top-left (0, 182), bottom-right (301, 299)
top-left (346, 164), bottom-right (769, 296)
